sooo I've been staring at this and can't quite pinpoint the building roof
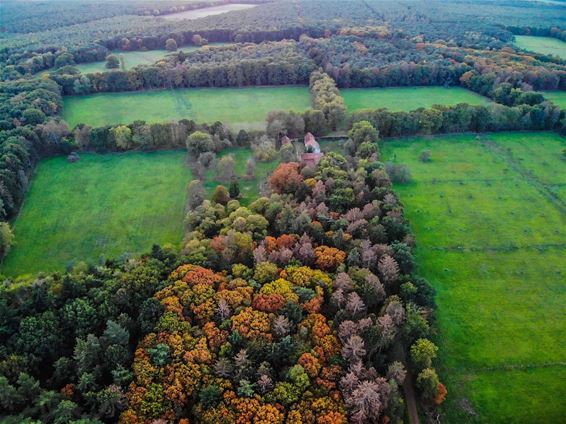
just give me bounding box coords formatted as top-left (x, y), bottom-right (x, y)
top-left (304, 132), bottom-right (318, 147)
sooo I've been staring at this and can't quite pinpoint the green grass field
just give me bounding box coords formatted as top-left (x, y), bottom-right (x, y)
top-left (203, 147), bottom-right (280, 206)
top-left (75, 50), bottom-right (170, 73)
top-left (382, 131), bottom-right (566, 423)
top-left (62, 86), bottom-right (311, 130)
top-left (73, 44), bottom-right (228, 74)
top-left (514, 35), bottom-right (566, 59)
top-left (542, 90), bottom-right (566, 108)
top-left (1, 145), bottom-right (283, 275)
top-left (1, 151), bottom-right (191, 276)
top-left (341, 86), bottom-right (490, 112)
top-left (161, 3), bottom-right (256, 20)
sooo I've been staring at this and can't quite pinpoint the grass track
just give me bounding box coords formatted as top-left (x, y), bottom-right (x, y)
top-left (514, 35), bottom-right (566, 59)
top-left (62, 86), bottom-right (311, 130)
top-left (382, 131), bottom-right (566, 423)
top-left (1, 151), bottom-right (191, 276)
top-left (341, 86), bottom-right (490, 112)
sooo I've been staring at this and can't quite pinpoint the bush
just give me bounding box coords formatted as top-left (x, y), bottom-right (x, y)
top-left (419, 150), bottom-right (432, 162)
top-left (105, 54), bottom-right (120, 69)
top-left (385, 163), bottom-right (412, 184)
top-left (165, 38), bottom-right (178, 51)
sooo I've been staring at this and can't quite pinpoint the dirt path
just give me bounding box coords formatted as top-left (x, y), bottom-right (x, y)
top-left (392, 341), bottom-right (420, 424)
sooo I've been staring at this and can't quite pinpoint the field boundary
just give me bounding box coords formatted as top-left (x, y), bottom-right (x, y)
top-left (421, 242), bottom-right (566, 252)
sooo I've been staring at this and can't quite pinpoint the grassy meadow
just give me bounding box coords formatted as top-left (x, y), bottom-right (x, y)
top-left (1, 151), bottom-right (191, 276)
top-left (542, 90), bottom-right (566, 108)
top-left (75, 50), bottom-right (170, 73)
top-left (382, 131), bottom-right (566, 423)
top-left (74, 44), bottom-right (229, 74)
top-left (62, 86), bottom-right (311, 130)
top-left (341, 86), bottom-right (490, 112)
top-left (514, 35), bottom-right (566, 59)
top-left (204, 147), bottom-right (280, 206)
top-left (160, 3), bottom-right (256, 20)
top-left (1, 145), bottom-right (285, 274)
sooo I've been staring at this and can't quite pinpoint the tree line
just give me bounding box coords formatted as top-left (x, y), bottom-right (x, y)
top-left (51, 42), bottom-right (316, 95)
top-left (507, 26), bottom-right (566, 43)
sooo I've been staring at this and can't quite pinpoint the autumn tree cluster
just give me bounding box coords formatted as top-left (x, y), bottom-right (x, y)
top-left (176, 121), bottom-right (444, 422)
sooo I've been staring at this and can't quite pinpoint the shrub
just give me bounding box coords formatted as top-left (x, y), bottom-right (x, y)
top-left (385, 162), bottom-right (412, 184)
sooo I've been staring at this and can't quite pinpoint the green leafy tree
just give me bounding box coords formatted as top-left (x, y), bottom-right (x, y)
top-left (22, 108), bottom-right (46, 125)
top-left (105, 55), bottom-right (120, 69)
top-left (212, 185), bottom-right (230, 205)
top-left (229, 179), bottom-right (240, 199)
top-left (111, 126), bottom-right (132, 150)
top-left (410, 338), bottom-right (438, 370)
top-left (0, 222), bottom-right (14, 259)
top-left (186, 131), bottom-right (214, 159)
top-left (165, 38), bottom-right (178, 51)
top-left (416, 368), bottom-right (440, 402)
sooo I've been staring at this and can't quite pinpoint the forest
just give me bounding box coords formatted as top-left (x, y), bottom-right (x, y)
top-left (0, 0), bottom-right (565, 423)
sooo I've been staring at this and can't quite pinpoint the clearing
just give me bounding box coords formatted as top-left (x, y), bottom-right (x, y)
top-left (73, 44), bottom-right (229, 74)
top-left (62, 86), bottom-right (311, 129)
top-left (1, 151), bottom-right (191, 276)
top-left (160, 3), bottom-right (256, 20)
top-left (543, 90), bottom-right (566, 108)
top-left (2, 145), bottom-right (285, 275)
top-left (514, 35), bottom-right (566, 59)
top-left (382, 131), bottom-right (566, 423)
top-left (341, 86), bottom-right (490, 112)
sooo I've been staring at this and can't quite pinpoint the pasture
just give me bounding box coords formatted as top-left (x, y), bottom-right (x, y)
top-left (204, 147), bottom-right (280, 206)
top-left (382, 131), bottom-right (566, 423)
top-left (1, 145), bottom-right (283, 274)
top-left (161, 3), bottom-right (256, 20)
top-left (514, 35), bottom-right (566, 59)
top-left (75, 50), bottom-right (170, 73)
top-left (341, 86), bottom-right (490, 112)
top-left (73, 44), bottom-right (228, 74)
top-left (543, 90), bottom-right (566, 108)
top-left (62, 86), bottom-right (311, 129)
top-left (1, 151), bottom-right (191, 276)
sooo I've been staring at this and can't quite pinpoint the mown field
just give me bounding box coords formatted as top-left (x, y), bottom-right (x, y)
top-left (62, 86), bottom-right (311, 129)
top-left (1, 151), bottom-right (191, 276)
top-left (514, 35), bottom-right (566, 59)
top-left (341, 86), bottom-right (490, 112)
top-left (382, 131), bottom-right (566, 423)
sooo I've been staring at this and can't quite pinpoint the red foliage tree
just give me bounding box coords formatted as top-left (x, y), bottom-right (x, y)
top-left (269, 162), bottom-right (304, 194)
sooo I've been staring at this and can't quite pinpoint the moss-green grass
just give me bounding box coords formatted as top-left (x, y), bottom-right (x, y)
top-left (514, 35), bottom-right (566, 59)
top-left (542, 90), bottom-right (566, 108)
top-left (73, 44), bottom-right (229, 74)
top-left (2, 146), bottom-right (283, 275)
top-left (203, 147), bottom-right (280, 206)
top-left (62, 86), bottom-right (311, 130)
top-left (75, 50), bottom-right (170, 74)
top-left (161, 3), bottom-right (256, 20)
top-left (1, 151), bottom-right (191, 276)
top-left (341, 86), bottom-right (491, 112)
top-left (382, 131), bottom-right (566, 423)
